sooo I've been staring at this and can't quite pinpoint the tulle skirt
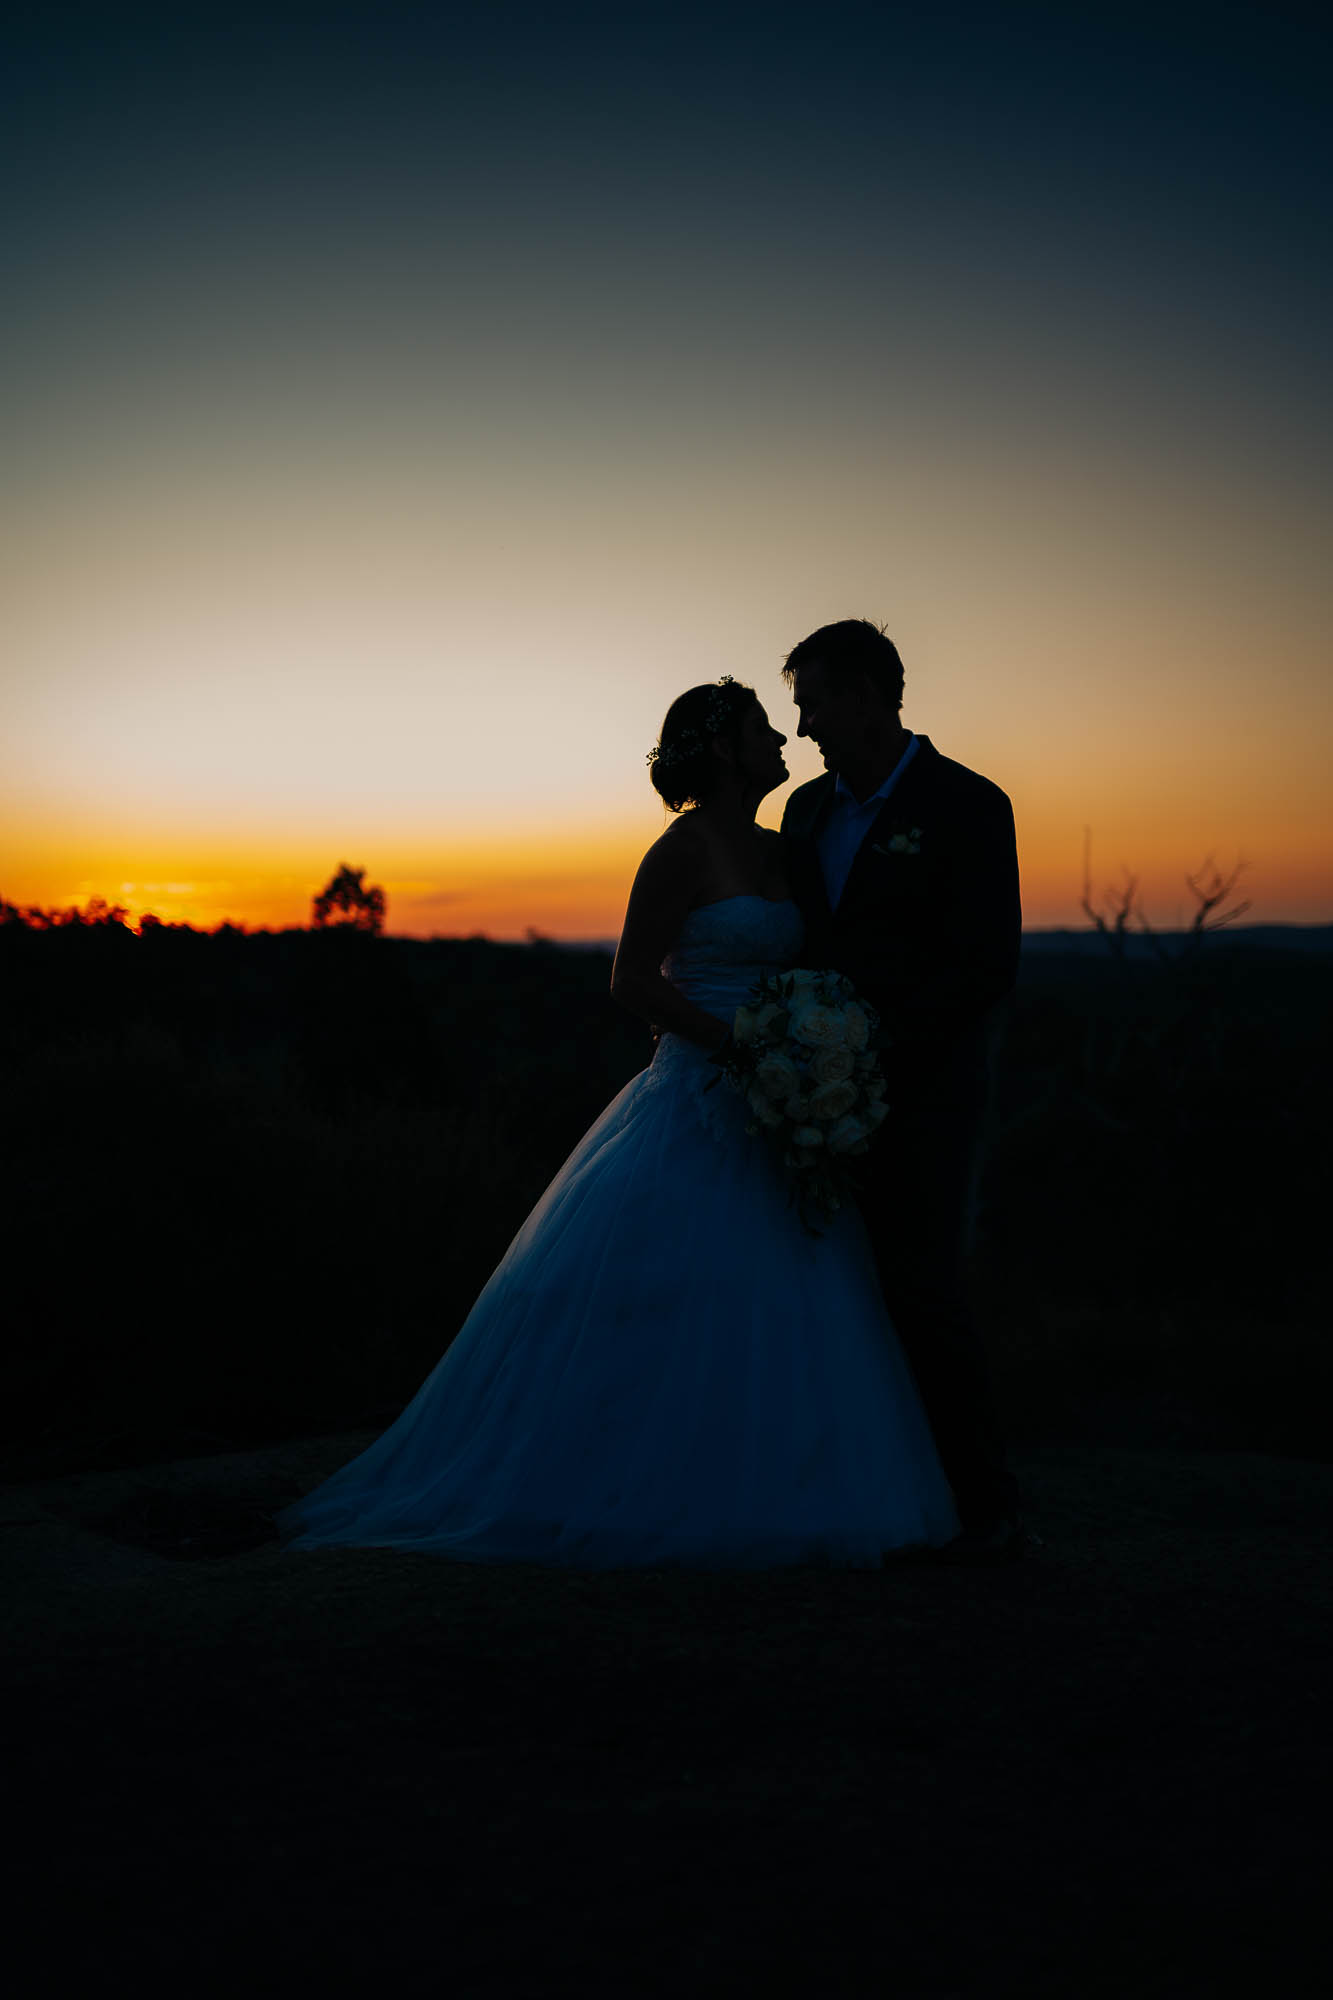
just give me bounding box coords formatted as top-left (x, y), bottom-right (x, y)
top-left (278, 1035), bottom-right (959, 1566)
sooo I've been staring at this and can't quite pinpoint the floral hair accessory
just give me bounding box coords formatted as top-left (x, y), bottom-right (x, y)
top-left (647, 676), bottom-right (746, 769)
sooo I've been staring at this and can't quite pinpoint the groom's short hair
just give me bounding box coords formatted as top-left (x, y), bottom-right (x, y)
top-left (782, 620), bottom-right (905, 712)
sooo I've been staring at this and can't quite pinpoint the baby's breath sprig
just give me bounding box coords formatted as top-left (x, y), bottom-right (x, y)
top-left (647, 676), bottom-right (745, 769)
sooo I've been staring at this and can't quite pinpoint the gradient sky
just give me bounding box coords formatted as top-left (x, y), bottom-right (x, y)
top-left (5, 1), bottom-right (1331, 936)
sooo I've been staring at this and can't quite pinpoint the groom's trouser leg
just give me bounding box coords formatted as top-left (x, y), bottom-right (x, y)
top-left (862, 1111), bottom-right (1017, 1528)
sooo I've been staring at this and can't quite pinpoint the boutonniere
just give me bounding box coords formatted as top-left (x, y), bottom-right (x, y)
top-left (872, 828), bottom-right (923, 857)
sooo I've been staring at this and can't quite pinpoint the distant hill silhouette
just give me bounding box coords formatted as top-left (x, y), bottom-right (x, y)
top-left (1022, 923), bottom-right (1333, 959)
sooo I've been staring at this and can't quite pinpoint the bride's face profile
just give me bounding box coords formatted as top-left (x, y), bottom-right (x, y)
top-left (724, 701), bottom-right (788, 799)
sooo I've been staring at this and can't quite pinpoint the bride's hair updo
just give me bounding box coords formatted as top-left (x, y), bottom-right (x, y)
top-left (647, 677), bottom-right (758, 812)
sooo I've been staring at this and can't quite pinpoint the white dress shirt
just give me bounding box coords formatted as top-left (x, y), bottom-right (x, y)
top-left (816, 734), bottom-right (920, 911)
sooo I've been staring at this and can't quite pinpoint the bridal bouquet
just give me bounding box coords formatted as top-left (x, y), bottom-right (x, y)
top-left (711, 969), bottom-right (888, 1227)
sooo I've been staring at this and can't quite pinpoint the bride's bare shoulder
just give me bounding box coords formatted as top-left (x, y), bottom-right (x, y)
top-left (640, 811), bottom-right (708, 870)
top-left (622, 812), bottom-right (707, 903)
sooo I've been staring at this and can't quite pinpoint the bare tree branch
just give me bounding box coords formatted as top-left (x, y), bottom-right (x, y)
top-left (1083, 835), bottom-right (1254, 960)
top-left (1081, 829), bottom-right (1139, 958)
top-left (1184, 856), bottom-right (1251, 936)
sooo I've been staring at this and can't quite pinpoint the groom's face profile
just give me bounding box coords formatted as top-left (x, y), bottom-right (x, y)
top-left (791, 662), bottom-right (873, 774)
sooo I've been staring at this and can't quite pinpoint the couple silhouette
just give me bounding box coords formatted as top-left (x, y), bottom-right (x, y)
top-left (280, 619), bottom-right (1023, 1565)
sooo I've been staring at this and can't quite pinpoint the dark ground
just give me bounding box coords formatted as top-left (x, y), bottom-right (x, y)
top-left (4, 923), bottom-right (1329, 1991)
top-left (5, 1433), bottom-right (1330, 1998)
top-left (4, 923), bottom-right (1328, 1469)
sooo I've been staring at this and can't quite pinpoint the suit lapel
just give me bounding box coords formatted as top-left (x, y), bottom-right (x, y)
top-left (785, 771), bottom-right (836, 841)
top-left (834, 737), bottom-right (937, 923)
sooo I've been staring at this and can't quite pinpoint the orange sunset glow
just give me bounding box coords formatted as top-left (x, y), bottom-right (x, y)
top-left (8, 569), bottom-right (1331, 938)
top-left (5, 6), bottom-right (1331, 940)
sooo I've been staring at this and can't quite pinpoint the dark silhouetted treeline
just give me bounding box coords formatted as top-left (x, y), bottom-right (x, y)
top-left (1, 913), bottom-right (1328, 1473)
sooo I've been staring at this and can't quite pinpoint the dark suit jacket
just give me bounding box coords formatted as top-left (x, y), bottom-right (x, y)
top-left (780, 737), bottom-right (1021, 1117)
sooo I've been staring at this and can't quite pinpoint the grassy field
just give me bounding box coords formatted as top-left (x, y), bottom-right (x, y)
top-left (4, 917), bottom-right (1329, 1996)
top-left (2, 919), bottom-right (1328, 1474)
top-left (5, 1432), bottom-right (1330, 1997)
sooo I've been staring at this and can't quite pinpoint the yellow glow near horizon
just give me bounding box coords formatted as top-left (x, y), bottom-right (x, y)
top-left (5, 788), bottom-right (1330, 940)
top-left (6, 6), bottom-right (1331, 943)
top-left (8, 409), bottom-right (1331, 937)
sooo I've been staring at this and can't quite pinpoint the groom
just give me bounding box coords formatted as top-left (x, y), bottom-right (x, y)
top-left (779, 619), bottom-right (1023, 1556)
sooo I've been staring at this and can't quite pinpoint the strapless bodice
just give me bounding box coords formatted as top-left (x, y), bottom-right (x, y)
top-left (661, 895), bottom-right (805, 1020)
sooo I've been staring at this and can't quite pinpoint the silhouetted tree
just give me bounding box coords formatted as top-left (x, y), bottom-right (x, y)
top-left (1083, 834), bottom-right (1252, 963)
top-left (1081, 829), bottom-right (1139, 959)
top-left (0, 894), bottom-right (131, 930)
top-left (311, 863), bottom-right (386, 934)
top-left (82, 896), bottom-right (131, 928)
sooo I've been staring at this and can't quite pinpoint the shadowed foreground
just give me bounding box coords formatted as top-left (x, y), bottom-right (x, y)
top-left (4, 1438), bottom-right (1330, 1996)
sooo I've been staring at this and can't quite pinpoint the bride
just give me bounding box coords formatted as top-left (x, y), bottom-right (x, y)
top-left (279, 677), bottom-right (959, 1565)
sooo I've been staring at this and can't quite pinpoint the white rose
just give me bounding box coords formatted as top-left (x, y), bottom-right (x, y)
top-left (791, 1124), bottom-right (825, 1149)
top-left (790, 1004), bottom-right (846, 1050)
top-left (746, 1086), bottom-right (784, 1129)
top-left (754, 1001), bottom-right (788, 1039)
top-left (826, 1111), bottom-right (871, 1154)
top-left (810, 1046), bottom-right (855, 1084)
top-left (863, 1074), bottom-right (888, 1103)
top-left (732, 1005), bottom-right (759, 1046)
top-left (864, 1097), bottom-right (889, 1130)
top-left (842, 1002), bottom-right (870, 1052)
top-left (808, 1078), bottom-right (858, 1122)
top-left (784, 968), bottom-right (821, 998)
top-left (754, 1052), bottom-right (801, 1102)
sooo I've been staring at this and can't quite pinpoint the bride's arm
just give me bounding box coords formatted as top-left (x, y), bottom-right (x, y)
top-left (610, 833), bottom-right (730, 1051)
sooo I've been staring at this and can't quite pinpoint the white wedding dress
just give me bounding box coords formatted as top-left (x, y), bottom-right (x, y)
top-left (279, 897), bottom-right (959, 1565)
